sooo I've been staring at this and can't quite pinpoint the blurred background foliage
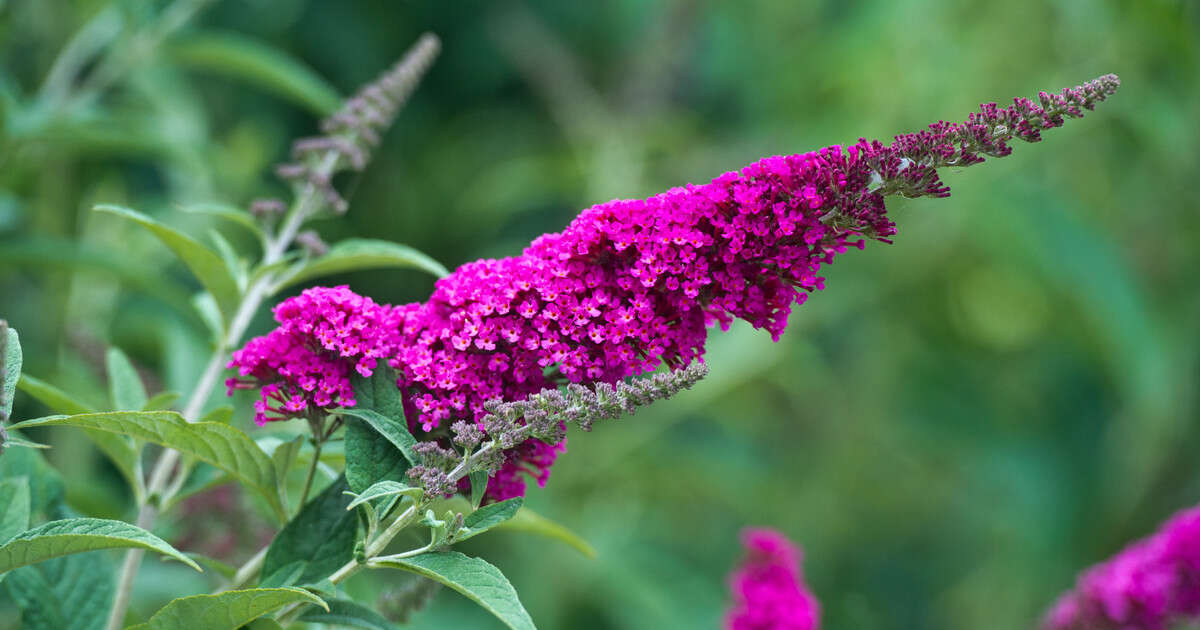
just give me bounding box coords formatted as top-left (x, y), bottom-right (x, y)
top-left (1, 1), bottom-right (1198, 628)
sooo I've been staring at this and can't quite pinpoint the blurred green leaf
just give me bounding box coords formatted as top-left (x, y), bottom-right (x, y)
top-left (17, 375), bottom-right (143, 497)
top-left (4, 552), bottom-right (113, 630)
top-left (94, 204), bottom-right (242, 323)
top-left (209, 229), bottom-right (248, 293)
top-left (272, 434), bottom-right (305, 488)
top-left (455, 497), bottom-right (523, 544)
top-left (200, 405), bottom-right (234, 424)
top-left (166, 31), bottom-right (342, 116)
top-left (0, 476), bottom-right (30, 545)
top-left (185, 552), bottom-right (237, 580)
top-left (0, 517), bottom-right (200, 574)
top-left (125, 587), bottom-right (327, 630)
top-left (496, 507), bottom-right (597, 559)
top-left (1, 322), bottom-right (20, 420)
top-left (179, 202), bottom-right (264, 239)
top-left (373, 551), bottom-right (536, 630)
top-left (142, 391), bottom-right (182, 411)
top-left (262, 475), bottom-right (357, 587)
top-left (9, 411), bottom-right (284, 520)
top-left (0, 442), bottom-right (63, 519)
top-left (243, 619), bottom-right (286, 630)
top-left (299, 598), bottom-right (397, 630)
top-left (345, 480), bottom-right (422, 511)
top-left (105, 347), bottom-right (148, 411)
top-left (278, 239), bottom-right (449, 290)
top-left (469, 471), bottom-right (488, 509)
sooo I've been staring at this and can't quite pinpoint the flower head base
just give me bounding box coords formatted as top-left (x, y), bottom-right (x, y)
top-left (726, 528), bottom-right (820, 630)
top-left (1042, 503), bottom-right (1200, 630)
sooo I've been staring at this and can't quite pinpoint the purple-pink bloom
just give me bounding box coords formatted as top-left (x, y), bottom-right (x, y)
top-left (1042, 504), bottom-right (1200, 630)
top-left (725, 528), bottom-right (819, 630)
top-left (228, 76), bottom-right (1119, 501)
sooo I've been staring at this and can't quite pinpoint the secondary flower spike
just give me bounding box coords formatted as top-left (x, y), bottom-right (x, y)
top-left (725, 528), bottom-right (820, 630)
top-left (228, 75), bottom-right (1120, 500)
top-left (1042, 503), bottom-right (1200, 630)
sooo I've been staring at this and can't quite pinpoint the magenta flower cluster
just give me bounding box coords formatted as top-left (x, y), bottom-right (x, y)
top-left (1043, 504), bottom-right (1200, 630)
top-left (226, 286), bottom-right (402, 425)
top-left (228, 76), bottom-right (1119, 501)
top-left (725, 528), bottom-right (819, 630)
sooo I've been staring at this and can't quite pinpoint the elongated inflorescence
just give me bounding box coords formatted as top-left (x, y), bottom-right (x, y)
top-left (726, 528), bottom-right (820, 630)
top-left (229, 75), bottom-right (1119, 501)
top-left (1042, 503), bottom-right (1200, 630)
top-left (261, 33), bottom-right (441, 217)
top-left (406, 362), bottom-right (708, 499)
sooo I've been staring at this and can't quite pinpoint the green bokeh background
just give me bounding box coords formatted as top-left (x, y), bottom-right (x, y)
top-left (1, 1), bottom-right (1198, 629)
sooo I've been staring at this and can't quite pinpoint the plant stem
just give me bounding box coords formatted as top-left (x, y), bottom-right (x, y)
top-left (104, 147), bottom-right (341, 630)
top-left (297, 437), bottom-right (322, 510)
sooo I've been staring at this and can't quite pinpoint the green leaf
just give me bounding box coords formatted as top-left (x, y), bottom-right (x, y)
top-left (299, 598), bottom-right (397, 630)
top-left (0, 444), bottom-right (63, 518)
top-left (344, 480), bottom-right (422, 511)
top-left (166, 32), bottom-right (342, 116)
top-left (210, 228), bottom-right (248, 292)
top-left (200, 405), bottom-right (234, 424)
top-left (242, 619), bottom-right (285, 630)
top-left (4, 551), bottom-right (114, 630)
top-left (186, 552), bottom-right (237, 580)
top-left (373, 551), bottom-right (536, 630)
top-left (279, 239), bottom-right (449, 289)
top-left (178, 201), bottom-right (264, 239)
top-left (340, 409), bottom-right (416, 468)
top-left (94, 204), bottom-right (242, 323)
top-left (0, 517), bottom-right (200, 574)
top-left (0, 476), bottom-right (30, 544)
top-left (469, 471), bottom-right (488, 509)
top-left (142, 391), bottom-right (182, 411)
top-left (14, 376), bottom-right (142, 495)
top-left (9, 411), bottom-right (284, 520)
top-left (496, 508), bottom-right (597, 559)
top-left (455, 498), bottom-right (523, 544)
top-left (271, 434), bottom-right (304, 485)
top-left (344, 416), bottom-right (411, 494)
top-left (261, 476), bottom-right (357, 587)
top-left (126, 587), bottom-right (327, 630)
top-left (4, 435), bottom-right (49, 449)
top-left (16, 374), bottom-right (96, 415)
top-left (344, 365), bottom-right (416, 492)
top-left (1, 321), bottom-right (20, 421)
top-left (105, 347), bottom-right (148, 410)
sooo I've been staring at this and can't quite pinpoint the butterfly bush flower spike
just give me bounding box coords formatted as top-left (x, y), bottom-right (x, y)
top-left (227, 74), bottom-right (1120, 500)
top-left (1042, 503), bottom-right (1200, 630)
top-left (726, 528), bottom-right (820, 630)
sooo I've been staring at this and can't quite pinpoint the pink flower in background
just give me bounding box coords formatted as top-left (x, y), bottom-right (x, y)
top-left (1042, 503), bottom-right (1200, 630)
top-left (726, 528), bottom-right (820, 630)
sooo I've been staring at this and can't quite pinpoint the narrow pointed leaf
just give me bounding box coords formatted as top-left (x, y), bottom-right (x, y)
top-left (105, 347), bottom-right (148, 410)
top-left (16, 374), bottom-right (95, 415)
top-left (9, 411), bottom-right (283, 519)
top-left (299, 598), bottom-right (397, 630)
top-left (0, 476), bottom-right (30, 543)
top-left (126, 587), bottom-right (327, 630)
top-left (167, 32), bottom-right (341, 116)
top-left (373, 551), bottom-right (536, 630)
top-left (455, 498), bottom-right (523, 544)
top-left (179, 201), bottom-right (264, 238)
top-left (280, 239), bottom-right (448, 289)
top-left (186, 552), bottom-right (237, 580)
top-left (0, 517), bottom-right (200, 573)
top-left (345, 480), bottom-right (422, 510)
top-left (496, 508), bottom-right (596, 559)
top-left (262, 476), bottom-right (357, 586)
top-left (469, 471), bottom-right (488, 509)
top-left (94, 204), bottom-right (241, 322)
top-left (200, 405), bottom-right (234, 424)
top-left (1, 321), bottom-right (20, 420)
